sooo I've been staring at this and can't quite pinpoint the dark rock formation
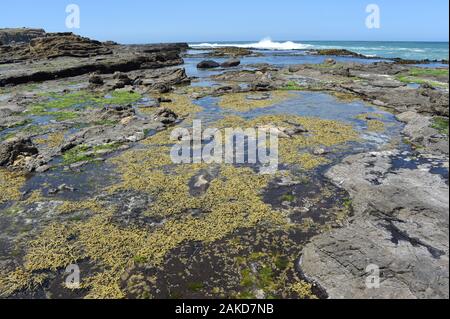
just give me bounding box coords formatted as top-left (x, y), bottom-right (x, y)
top-left (0, 137), bottom-right (39, 168)
top-left (311, 49), bottom-right (367, 58)
top-left (0, 28), bottom-right (46, 45)
top-left (197, 60), bottom-right (220, 69)
top-left (0, 42), bottom-right (186, 87)
top-left (0, 33), bottom-right (112, 63)
top-left (221, 59), bottom-right (241, 68)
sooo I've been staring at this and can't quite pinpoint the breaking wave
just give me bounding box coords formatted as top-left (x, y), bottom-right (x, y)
top-left (190, 38), bottom-right (313, 51)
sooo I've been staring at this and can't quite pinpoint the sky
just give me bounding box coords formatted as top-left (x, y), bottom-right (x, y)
top-left (0, 0), bottom-right (448, 43)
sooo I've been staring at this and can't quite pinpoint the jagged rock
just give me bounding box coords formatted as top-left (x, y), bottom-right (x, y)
top-left (89, 73), bottom-right (104, 85)
top-left (197, 60), bottom-right (220, 69)
top-left (0, 33), bottom-right (112, 63)
top-left (140, 68), bottom-right (189, 90)
top-left (153, 108), bottom-right (178, 125)
top-left (0, 137), bottom-right (39, 169)
top-left (324, 58), bottom-right (336, 65)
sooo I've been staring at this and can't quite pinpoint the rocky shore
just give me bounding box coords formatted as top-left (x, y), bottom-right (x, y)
top-left (0, 29), bottom-right (448, 299)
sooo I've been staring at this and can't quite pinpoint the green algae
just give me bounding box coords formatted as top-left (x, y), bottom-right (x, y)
top-left (431, 117), bottom-right (449, 135)
top-left (396, 75), bottom-right (448, 88)
top-left (408, 68), bottom-right (449, 78)
top-left (280, 81), bottom-right (305, 91)
top-left (62, 142), bottom-right (122, 165)
top-left (27, 90), bottom-right (142, 122)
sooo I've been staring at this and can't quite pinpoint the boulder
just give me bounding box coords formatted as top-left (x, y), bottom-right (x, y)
top-left (197, 60), bottom-right (220, 69)
top-left (221, 59), bottom-right (241, 68)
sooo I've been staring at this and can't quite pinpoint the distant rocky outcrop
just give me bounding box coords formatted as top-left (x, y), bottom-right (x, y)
top-left (0, 28), bottom-right (46, 45)
top-left (0, 31), bottom-right (188, 86)
top-left (0, 32), bottom-right (113, 63)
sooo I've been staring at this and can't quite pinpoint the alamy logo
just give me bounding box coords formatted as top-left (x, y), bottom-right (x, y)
top-left (366, 4), bottom-right (381, 29)
top-left (365, 264), bottom-right (380, 289)
top-left (65, 264), bottom-right (81, 289)
top-left (66, 4), bottom-right (80, 29)
top-left (170, 120), bottom-right (279, 174)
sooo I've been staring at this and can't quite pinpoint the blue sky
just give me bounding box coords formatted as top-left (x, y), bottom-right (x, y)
top-left (0, 0), bottom-right (448, 43)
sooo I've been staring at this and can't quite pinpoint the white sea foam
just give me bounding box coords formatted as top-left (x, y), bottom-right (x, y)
top-left (190, 38), bottom-right (313, 50)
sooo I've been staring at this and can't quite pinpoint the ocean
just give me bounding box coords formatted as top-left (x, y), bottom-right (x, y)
top-left (190, 39), bottom-right (449, 61)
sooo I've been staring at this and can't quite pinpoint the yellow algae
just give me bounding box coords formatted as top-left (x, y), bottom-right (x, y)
top-left (367, 120), bottom-right (386, 132)
top-left (330, 91), bottom-right (363, 102)
top-left (24, 224), bottom-right (81, 272)
top-left (140, 93), bottom-right (202, 119)
top-left (290, 281), bottom-right (318, 299)
top-left (1, 111), bottom-right (359, 298)
top-left (0, 169), bottom-right (26, 204)
top-left (5, 162), bottom-right (286, 298)
top-left (57, 199), bottom-right (110, 215)
top-left (355, 112), bottom-right (385, 121)
top-left (218, 91), bottom-right (294, 112)
top-left (211, 114), bottom-right (359, 169)
top-left (23, 190), bottom-right (45, 205)
top-left (0, 268), bottom-right (47, 297)
top-left (34, 131), bottom-right (66, 148)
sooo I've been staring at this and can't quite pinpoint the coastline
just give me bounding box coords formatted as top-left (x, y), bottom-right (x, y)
top-left (0, 29), bottom-right (448, 299)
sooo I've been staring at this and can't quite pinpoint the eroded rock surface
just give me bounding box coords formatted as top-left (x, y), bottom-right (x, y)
top-left (300, 151), bottom-right (449, 299)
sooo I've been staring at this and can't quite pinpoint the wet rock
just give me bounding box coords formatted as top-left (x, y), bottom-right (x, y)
top-left (48, 184), bottom-right (76, 195)
top-left (324, 58), bottom-right (336, 65)
top-left (0, 137), bottom-right (39, 169)
top-left (300, 150), bottom-right (449, 299)
top-left (99, 104), bottom-right (135, 120)
top-left (140, 68), bottom-right (189, 90)
top-left (221, 59), bottom-right (241, 68)
top-left (153, 108), bottom-right (178, 125)
top-left (189, 168), bottom-right (219, 197)
top-left (312, 148), bottom-right (328, 156)
top-left (312, 49), bottom-right (367, 58)
top-left (88, 73), bottom-right (104, 86)
top-left (197, 60), bottom-right (220, 69)
top-left (250, 81), bottom-right (273, 92)
top-left (139, 98), bottom-right (160, 108)
top-left (98, 191), bottom-right (157, 227)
